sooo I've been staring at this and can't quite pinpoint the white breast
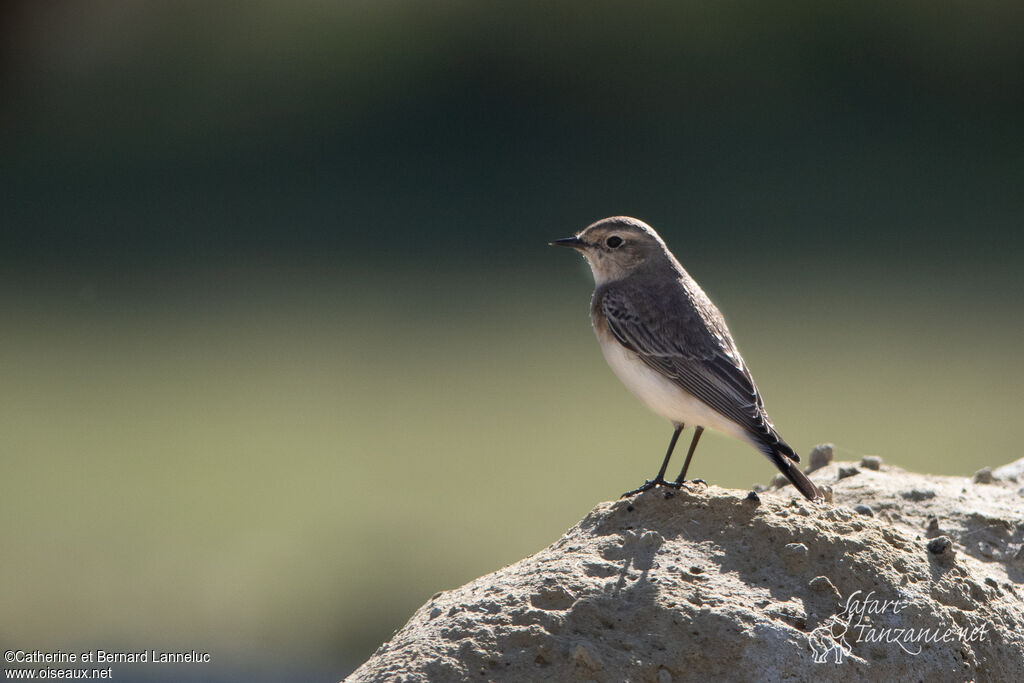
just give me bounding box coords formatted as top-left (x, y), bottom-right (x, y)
top-left (596, 330), bottom-right (752, 444)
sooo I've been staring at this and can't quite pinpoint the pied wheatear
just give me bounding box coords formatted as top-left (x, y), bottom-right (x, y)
top-left (552, 216), bottom-right (820, 500)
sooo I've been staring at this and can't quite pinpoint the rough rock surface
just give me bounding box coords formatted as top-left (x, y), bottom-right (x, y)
top-left (347, 457), bottom-right (1024, 682)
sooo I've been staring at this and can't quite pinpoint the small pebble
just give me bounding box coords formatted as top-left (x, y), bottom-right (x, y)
top-left (807, 443), bottom-right (835, 472)
top-left (689, 566), bottom-right (703, 574)
top-left (853, 504), bottom-right (873, 516)
top-left (985, 577), bottom-right (998, 588)
top-left (927, 536), bottom-right (953, 556)
top-left (838, 466), bottom-right (860, 480)
top-left (973, 467), bottom-right (993, 484)
top-left (783, 543), bottom-right (809, 569)
top-left (860, 455), bottom-right (882, 470)
top-left (925, 517), bottom-right (940, 537)
top-left (745, 490), bottom-right (761, 503)
top-left (809, 576), bottom-right (839, 595)
top-left (571, 644), bottom-right (601, 670)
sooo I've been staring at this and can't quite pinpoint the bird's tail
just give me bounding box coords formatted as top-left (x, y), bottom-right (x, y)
top-left (747, 427), bottom-right (822, 500)
top-left (755, 436), bottom-right (821, 500)
top-left (770, 451), bottom-right (822, 501)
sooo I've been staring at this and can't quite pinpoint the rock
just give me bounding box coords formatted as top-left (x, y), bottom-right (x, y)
top-left (899, 488), bottom-right (935, 501)
top-left (974, 467), bottom-right (993, 484)
top-left (571, 643), bottom-right (601, 670)
top-left (993, 456), bottom-right (1024, 482)
top-left (1013, 547), bottom-right (1024, 570)
top-left (860, 455), bottom-right (882, 471)
top-left (927, 536), bottom-right (956, 566)
top-left (808, 576), bottom-right (840, 596)
top-left (927, 535), bottom-right (953, 556)
top-left (837, 466), bottom-right (859, 480)
top-left (853, 504), bottom-right (873, 516)
top-left (782, 542), bottom-right (809, 570)
top-left (346, 460), bottom-right (1024, 682)
top-left (807, 443), bottom-right (835, 472)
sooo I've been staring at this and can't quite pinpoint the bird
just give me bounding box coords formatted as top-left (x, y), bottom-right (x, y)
top-left (551, 216), bottom-right (821, 501)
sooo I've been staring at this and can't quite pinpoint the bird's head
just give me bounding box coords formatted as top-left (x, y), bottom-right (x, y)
top-left (551, 216), bottom-right (670, 284)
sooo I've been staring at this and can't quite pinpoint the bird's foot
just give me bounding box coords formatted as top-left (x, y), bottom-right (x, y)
top-left (620, 478), bottom-right (674, 498)
top-left (665, 478), bottom-right (706, 492)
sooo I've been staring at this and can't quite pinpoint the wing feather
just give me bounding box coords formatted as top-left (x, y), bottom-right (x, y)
top-left (599, 285), bottom-right (794, 458)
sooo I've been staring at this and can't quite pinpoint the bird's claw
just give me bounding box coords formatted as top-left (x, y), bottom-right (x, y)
top-left (619, 479), bottom-right (661, 498)
top-left (620, 478), bottom-right (685, 498)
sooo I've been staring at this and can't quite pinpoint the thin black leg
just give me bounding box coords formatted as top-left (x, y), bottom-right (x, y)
top-left (653, 424), bottom-right (683, 482)
top-left (673, 426), bottom-right (704, 484)
top-left (620, 424), bottom-right (684, 497)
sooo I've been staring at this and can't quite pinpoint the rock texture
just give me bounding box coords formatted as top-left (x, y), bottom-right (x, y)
top-left (346, 456), bottom-right (1024, 682)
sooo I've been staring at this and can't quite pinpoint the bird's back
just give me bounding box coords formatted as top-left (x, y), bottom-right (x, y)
top-left (591, 265), bottom-right (798, 462)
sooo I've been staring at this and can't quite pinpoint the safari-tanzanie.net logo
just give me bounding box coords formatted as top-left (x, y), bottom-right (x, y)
top-left (808, 590), bottom-right (990, 664)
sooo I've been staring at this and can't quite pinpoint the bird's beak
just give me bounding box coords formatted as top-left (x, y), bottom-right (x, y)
top-left (550, 236), bottom-right (586, 249)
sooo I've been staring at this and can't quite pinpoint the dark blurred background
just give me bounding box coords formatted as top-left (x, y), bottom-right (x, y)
top-left (2, 1), bottom-right (1022, 680)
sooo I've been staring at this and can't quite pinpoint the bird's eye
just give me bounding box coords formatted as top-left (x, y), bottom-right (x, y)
top-left (606, 235), bottom-right (623, 248)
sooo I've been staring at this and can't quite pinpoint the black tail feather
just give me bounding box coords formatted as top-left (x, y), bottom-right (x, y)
top-left (771, 451), bottom-right (821, 501)
top-left (752, 436), bottom-right (821, 500)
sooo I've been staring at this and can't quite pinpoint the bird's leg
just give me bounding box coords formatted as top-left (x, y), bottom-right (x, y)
top-left (672, 426), bottom-right (704, 485)
top-left (620, 425), bottom-right (683, 497)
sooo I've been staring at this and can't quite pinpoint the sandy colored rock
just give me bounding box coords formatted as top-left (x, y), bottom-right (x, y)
top-left (993, 456), bottom-right (1024, 482)
top-left (806, 443), bottom-right (835, 472)
top-left (860, 455), bottom-right (882, 471)
top-left (346, 461), bottom-right (1024, 682)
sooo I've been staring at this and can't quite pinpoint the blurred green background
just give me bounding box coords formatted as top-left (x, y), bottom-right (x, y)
top-left (2, 1), bottom-right (1022, 680)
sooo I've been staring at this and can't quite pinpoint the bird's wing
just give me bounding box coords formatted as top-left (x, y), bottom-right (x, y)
top-left (599, 284), bottom-right (793, 457)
